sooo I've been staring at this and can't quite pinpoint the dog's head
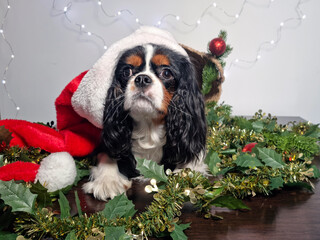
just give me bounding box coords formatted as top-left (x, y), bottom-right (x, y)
top-left (71, 27), bottom-right (207, 175)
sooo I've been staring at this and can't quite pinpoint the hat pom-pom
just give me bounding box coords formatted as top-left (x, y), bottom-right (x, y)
top-left (35, 152), bottom-right (77, 192)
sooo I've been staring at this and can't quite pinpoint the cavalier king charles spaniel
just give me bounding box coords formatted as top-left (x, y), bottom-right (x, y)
top-left (81, 28), bottom-right (207, 200)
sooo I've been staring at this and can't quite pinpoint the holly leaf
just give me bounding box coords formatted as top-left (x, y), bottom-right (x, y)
top-left (30, 181), bottom-right (52, 208)
top-left (211, 195), bottom-right (250, 210)
top-left (0, 232), bottom-right (18, 240)
top-left (206, 107), bottom-right (220, 125)
top-left (170, 223), bottom-right (191, 240)
top-left (304, 124), bottom-right (320, 138)
top-left (217, 166), bottom-right (234, 175)
top-left (234, 154), bottom-right (264, 168)
top-left (0, 155), bottom-right (3, 167)
top-left (0, 180), bottom-right (37, 214)
top-left (310, 165), bottom-right (320, 179)
top-left (235, 117), bottom-right (252, 130)
top-left (101, 193), bottom-right (136, 220)
top-left (136, 158), bottom-right (168, 183)
top-left (105, 226), bottom-right (130, 240)
top-left (203, 187), bottom-right (224, 199)
top-left (269, 176), bottom-right (284, 190)
top-left (65, 231), bottom-right (76, 240)
top-left (252, 120), bottom-right (264, 133)
top-left (58, 191), bottom-right (71, 219)
top-left (0, 125), bottom-right (13, 146)
top-left (205, 150), bottom-right (221, 176)
top-left (256, 147), bottom-right (285, 169)
top-left (74, 191), bottom-right (82, 216)
top-left (265, 120), bottom-right (276, 132)
top-left (74, 168), bottom-right (90, 186)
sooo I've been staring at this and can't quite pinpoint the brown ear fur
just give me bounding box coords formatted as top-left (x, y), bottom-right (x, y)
top-left (180, 44), bottom-right (225, 103)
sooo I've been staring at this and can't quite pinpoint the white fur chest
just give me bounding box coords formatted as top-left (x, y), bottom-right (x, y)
top-left (131, 120), bottom-right (166, 163)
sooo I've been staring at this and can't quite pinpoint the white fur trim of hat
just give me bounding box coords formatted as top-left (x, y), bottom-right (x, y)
top-left (71, 26), bottom-right (188, 129)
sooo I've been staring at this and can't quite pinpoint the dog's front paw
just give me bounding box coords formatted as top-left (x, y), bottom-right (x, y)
top-left (82, 162), bottom-right (132, 200)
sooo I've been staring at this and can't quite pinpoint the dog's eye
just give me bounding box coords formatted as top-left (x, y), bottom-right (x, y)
top-left (160, 69), bottom-right (173, 80)
top-left (123, 68), bottom-right (133, 78)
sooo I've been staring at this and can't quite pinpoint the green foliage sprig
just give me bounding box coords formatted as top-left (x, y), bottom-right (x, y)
top-left (202, 30), bottom-right (233, 95)
top-left (206, 102), bottom-right (320, 198)
top-left (1, 160), bottom-right (247, 240)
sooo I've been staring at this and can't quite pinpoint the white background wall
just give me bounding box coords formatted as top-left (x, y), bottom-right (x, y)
top-left (0, 0), bottom-right (319, 124)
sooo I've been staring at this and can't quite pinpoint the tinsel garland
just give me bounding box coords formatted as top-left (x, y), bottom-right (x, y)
top-left (0, 103), bottom-right (319, 239)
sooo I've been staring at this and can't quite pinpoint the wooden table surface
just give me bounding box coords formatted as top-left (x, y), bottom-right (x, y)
top-left (67, 155), bottom-right (319, 240)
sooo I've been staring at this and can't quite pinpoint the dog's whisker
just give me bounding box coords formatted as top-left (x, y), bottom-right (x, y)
top-left (104, 98), bottom-right (125, 123)
top-left (169, 100), bottom-right (192, 117)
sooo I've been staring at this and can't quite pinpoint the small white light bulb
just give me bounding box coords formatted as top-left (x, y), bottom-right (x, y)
top-left (103, 45), bottom-right (107, 50)
top-left (145, 185), bottom-right (153, 193)
top-left (63, 6), bottom-right (68, 12)
top-left (2, 80), bottom-right (6, 85)
top-left (117, 11), bottom-right (121, 16)
top-left (213, 2), bottom-right (217, 7)
top-left (157, 20), bottom-right (162, 26)
top-left (235, 59), bottom-right (239, 63)
top-left (150, 179), bottom-right (157, 186)
top-left (81, 24), bottom-right (85, 29)
top-left (16, 107), bottom-right (20, 111)
top-left (280, 22), bottom-right (284, 27)
top-left (270, 40), bottom-right (275, 44)
top-left (0, 29), bottom-right (3, 33)
top-left (176, 15), bottom-right (180, 21)
top-left (11, 54), bottom-right (15, 59)
top-left (235, 14), bottom-right (239, 19)
top-left (135, 18), bottom-right (139, 23)
top-left (302, 14), bottom-right (306, 20)
top-left (197, 19), bottom-right (201, 25)
top-left (257, 55), bottom-right (261, 60)
top-left (87, 32), bottom-right (92, 36)
top-left (98, 1), bottom-right (102, 5)
top-left (7, 5), bottom-right (11, 9)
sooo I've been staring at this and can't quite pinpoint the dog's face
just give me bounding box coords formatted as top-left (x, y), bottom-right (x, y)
top-left (115, 44), bottom-right (183, 121)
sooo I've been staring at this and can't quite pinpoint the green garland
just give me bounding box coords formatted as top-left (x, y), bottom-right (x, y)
top-left (0, 103), bottom-right (319, 239)
top-left (206, 103), bottom-right (319, 198)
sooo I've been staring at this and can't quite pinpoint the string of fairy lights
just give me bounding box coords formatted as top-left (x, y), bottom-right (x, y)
top-left (226, 0), bottom-right (307, 73)
top-left (0, 0), bottom-right (20, 118)
top-left (0, 0), bottom-right (310, 118)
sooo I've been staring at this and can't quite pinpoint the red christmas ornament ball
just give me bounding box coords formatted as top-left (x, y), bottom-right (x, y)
top-left (209, 37), bottom-right (226, 57)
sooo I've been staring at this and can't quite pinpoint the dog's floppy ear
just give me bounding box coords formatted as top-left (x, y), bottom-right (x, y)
top-left (162, 58), bottom-right (207, 168)
top-left (180, 44), bottom-right (225, 103)
top-left (100, 81), bottom-right (139, 178)
top-left (102, 83), bottom-right (131, 155)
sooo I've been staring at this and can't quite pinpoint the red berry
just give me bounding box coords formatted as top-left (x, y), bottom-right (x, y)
top-left (242, 143), bottom-right (258, 153)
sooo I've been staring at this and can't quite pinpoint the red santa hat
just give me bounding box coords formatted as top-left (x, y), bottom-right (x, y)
top-left (71, 26), bottom-right (188, 128)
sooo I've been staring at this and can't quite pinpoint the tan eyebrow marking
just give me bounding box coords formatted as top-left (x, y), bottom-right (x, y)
top-left (126, 54), bottom-right (143, 67)
top-left (151, 54), bottom-right (170, 66)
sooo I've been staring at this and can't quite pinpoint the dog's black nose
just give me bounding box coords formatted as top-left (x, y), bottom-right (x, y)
top-left (134, 74), bottom-right (152, 88)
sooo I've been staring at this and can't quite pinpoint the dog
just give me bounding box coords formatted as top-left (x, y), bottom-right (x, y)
top-left (80, 28), bottom-right (207, 200)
